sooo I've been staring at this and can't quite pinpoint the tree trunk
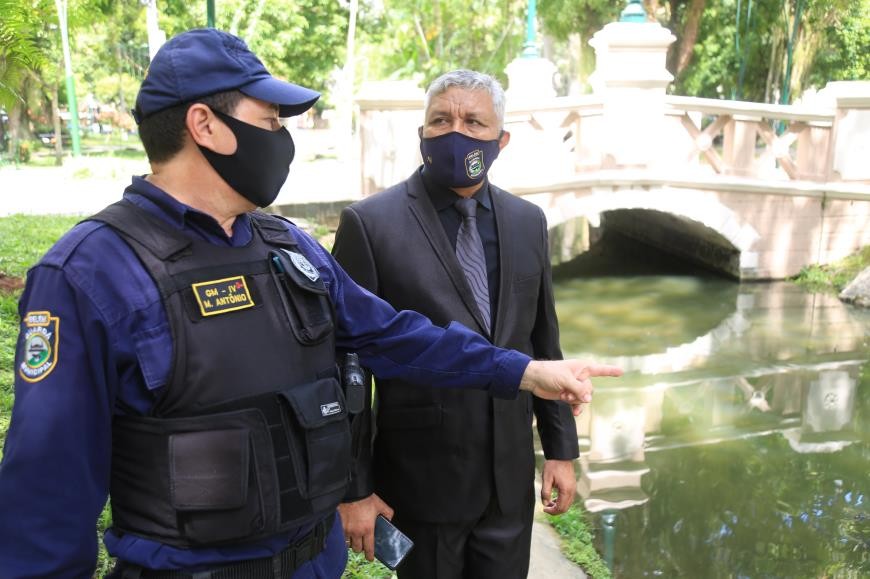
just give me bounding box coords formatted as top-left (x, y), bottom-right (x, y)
top-left (52, 80), bottom-right (63, 165)
top-left (665, 0), bottom-right (681, 74)
top-left (116, 43), bottom-right (126, 114)
top-left (765, 28), bottom-right (783, 103)
top-left (675, 0), bottom-right (705, 76)
top-left (0, 111), bottom-right (6, 153)
top-left (433, 0), bottom-right (443, 61)
top-left (8, 100), bottom-right (22, 159)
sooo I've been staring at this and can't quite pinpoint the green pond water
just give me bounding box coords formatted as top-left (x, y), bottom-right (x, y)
top-left (551, 274), bottom-right (870, 578)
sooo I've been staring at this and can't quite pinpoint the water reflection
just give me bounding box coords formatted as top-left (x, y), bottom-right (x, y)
top-left (552, 278), bottom-right (870, 577)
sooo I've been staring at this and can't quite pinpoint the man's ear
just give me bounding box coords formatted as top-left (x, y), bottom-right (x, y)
top-left (498, 129), bottom-right (511, 152)
top-left (185, 103), bottom-right (236, 154)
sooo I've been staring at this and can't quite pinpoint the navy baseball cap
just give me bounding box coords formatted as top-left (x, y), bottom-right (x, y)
top-left (133, 28), bottom-right (320, 123)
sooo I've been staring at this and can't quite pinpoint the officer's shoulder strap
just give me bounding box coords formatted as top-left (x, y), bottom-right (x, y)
top-left (89, 199), bottom-right (192, 261)
top-left (249, 210), bottom-right (298, 248)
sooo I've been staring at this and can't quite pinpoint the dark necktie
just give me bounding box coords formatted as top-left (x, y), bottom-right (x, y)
top-left (454, 198), bottom-right (491, 334)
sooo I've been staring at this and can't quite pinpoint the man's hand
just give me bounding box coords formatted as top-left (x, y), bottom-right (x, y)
top-left (541, 460), bottom-right (577, 515)
top-left (338, 494), bottom-right (394, 561)
top-left (519, 359), bottom-right (622, 415)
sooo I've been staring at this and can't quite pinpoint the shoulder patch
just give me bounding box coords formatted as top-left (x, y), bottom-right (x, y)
top-left (18, 311), bottom-right (60, 383)
top-left (287, 250), bottom-right (320, 282)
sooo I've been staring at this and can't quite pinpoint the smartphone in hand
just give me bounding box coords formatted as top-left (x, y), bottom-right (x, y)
top-left (374, 514), bottom-right (414, 570)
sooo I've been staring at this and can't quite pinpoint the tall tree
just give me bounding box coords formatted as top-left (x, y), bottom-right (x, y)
top-left (154, 0), bottom-right (350, 104)
top-left (356, 0), bottom-right (528, 88)
top-left (677, 0), bottom-right (863, 102)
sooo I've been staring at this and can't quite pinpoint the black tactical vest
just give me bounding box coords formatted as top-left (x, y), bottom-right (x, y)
top-left (91, 200), bottom-right (350, 548)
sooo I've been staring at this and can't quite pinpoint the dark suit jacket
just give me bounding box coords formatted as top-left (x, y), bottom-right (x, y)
top-left (332, 169), bottom-right (578, 523)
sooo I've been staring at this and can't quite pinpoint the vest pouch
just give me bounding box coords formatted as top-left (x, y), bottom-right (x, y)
top-left (171, 427), bottom-right (269, 545)
top-left (280, 377), bottom-right (352, 500)
top-left (170, 429), bottom-right (249, 510)
top-left (270, 249), bottom-right (334, 345)
top-left (111, 409), bottom-right (279, 548)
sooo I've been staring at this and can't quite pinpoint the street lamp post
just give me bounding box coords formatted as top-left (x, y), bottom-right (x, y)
top-left (521, 0), bottom-right (539, 58)
top-left (54, 0), bottom-right (81, 157)
top-left (207, 0), bottom-right (215, 28)
top-left (619, 0), bottom-right (648, 23)
top-left (504, 0), bottom-right (556, 101)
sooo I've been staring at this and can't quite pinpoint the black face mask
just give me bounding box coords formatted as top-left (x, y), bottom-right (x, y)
top-left (198, 110), bottom-right (295, 208)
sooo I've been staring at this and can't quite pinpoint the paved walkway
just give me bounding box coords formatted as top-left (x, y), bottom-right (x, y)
top-left (0, 154), bottom-right (357, 218)
top-left (529, 479), bottom-right (588, 579)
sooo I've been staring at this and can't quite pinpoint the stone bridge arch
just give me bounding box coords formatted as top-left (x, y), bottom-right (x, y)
top-left (539, 186), bottom-right (761, 278)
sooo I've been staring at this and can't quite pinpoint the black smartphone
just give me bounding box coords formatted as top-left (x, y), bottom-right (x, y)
top-left (374, 514), bottom-right (414, 570)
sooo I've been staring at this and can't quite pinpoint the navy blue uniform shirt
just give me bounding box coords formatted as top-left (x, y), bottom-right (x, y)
top-left (0, 176), bottom-right (531, 578)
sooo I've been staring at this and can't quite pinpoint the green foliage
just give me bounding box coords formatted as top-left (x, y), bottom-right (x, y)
top-left (4, 0), bottom-right (867, 149)
top-left (806, 1), bottom-right (870, 85)
top-left (95, 503), bottom-right (114, 577)
top-left (792, 245), bottom-right (870, 293)
top-left (158, 0), bottom-right (350, 103)
top-left (550, 506), bottom-right (612, 578)
top-left (0, 0), bottom-right (47, 108)
top-left (538, 0), bottom-right (868, 101)
top-left (675, 0), bottom-right (865, 101)
top-left (342, 550), bottom-right (394, 579)
top-left (357, 0), bottom-right (528, 88)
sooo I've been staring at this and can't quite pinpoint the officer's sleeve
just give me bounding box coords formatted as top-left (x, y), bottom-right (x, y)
top-left (332, 207), bottom-right (376, 501)
top-left (294, 231), bottom-right (530, 398)
top-left (0, 265), bottom-right (114, 578)
top-left (529, 207), bottom-right (580, 460)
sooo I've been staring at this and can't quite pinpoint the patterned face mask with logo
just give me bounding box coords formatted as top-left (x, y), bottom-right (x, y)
top-left (419, 130), bottom-right (502, 188)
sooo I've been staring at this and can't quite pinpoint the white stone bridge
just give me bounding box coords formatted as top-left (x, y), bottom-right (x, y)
top-left (354, 21), bottom-right (870, 280)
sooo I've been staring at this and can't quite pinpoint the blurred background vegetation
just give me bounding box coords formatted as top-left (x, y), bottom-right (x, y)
top-left (0, 0), bottom-right (867, 164)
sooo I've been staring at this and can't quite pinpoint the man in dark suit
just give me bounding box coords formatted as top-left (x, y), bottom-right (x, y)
top-left (332, 69), bottom-right (580, 578)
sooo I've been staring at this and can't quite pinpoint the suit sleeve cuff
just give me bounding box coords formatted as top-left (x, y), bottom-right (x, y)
top-left (491, 351), bottom-right (532, 400)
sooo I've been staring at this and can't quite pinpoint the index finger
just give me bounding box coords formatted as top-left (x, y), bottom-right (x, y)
top-left (584, 364), bottom-right (623, 378)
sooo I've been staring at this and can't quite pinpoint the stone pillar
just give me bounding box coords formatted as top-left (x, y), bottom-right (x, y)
top-left (817, 80), bottom-right (870, 182)
top-left (504, 56), bottom-right (557, 104)
top-left (354, 80), bottom-right (425, 197)
top-left (588, 19), bottom-right (675, 168)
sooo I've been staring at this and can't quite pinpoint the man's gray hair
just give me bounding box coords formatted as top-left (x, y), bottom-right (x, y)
top-left (425, 69), bottom-right (506, 128)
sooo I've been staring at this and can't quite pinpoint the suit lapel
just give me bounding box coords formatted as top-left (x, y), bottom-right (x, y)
top-left (404, 172), bottom-right (491, 335)
top-left (491, 186), bottom-right (512, 344)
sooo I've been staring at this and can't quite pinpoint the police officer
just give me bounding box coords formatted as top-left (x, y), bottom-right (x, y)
top-left (0, 29), bottom-right (621, 578)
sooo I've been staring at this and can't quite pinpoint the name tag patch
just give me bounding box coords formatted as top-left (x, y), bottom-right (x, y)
top-left (19, 311), bottom-right (60, 383)
top-left (320, 401), bottom-right (342, 417)
top-left (192, 276), bottom-right (255, 317)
